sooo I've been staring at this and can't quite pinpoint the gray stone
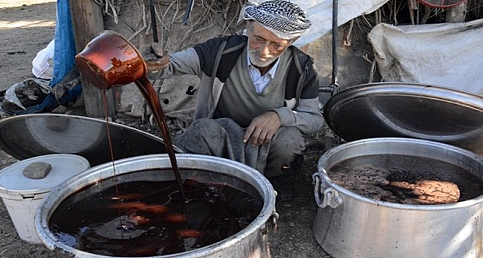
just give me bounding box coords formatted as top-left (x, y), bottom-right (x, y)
top-left (22, 162), bottom-right (52, 179)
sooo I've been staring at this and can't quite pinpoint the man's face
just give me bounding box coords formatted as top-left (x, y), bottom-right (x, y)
top-left (247, 22), bottom-right (292, 68)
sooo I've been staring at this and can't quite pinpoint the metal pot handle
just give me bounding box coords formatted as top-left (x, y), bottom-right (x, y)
top-left (261, 210), bottom-right (279, 235)
top-left (313, 172), bottom-right (343, 208)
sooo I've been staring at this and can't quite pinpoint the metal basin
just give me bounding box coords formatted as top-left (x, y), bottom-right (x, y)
top-left (323, 82), bottom-right (483, 156)
top-left (0, 114), bottom-right (182, 166)
top-left (35, 154), bottom-right (277, 258)
top-left (312, 137), bottom-right (483, 258)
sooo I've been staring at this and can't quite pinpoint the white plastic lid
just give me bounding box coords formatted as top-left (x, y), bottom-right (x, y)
top-left (0, 154), bottom-right (90, 199)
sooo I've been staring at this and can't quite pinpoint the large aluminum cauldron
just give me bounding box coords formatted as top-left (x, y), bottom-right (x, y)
top-left (35, 154), bottom-right (277, 258)
top-left (313, 137), bottom-right (483, 258)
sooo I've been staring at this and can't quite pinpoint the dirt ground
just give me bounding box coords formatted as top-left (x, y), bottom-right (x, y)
top-left (0, 1), bottom-right (334, 257)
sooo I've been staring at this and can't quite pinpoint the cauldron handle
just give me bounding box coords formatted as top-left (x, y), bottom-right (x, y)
top-left (260, 210), bottom-right (279, 235)
top-left (313, 172), bottom-right (343, 208)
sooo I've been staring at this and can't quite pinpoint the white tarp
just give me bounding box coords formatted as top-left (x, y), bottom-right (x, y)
top-left (368, 19), bottom-right (483, 95)
top-left (250, 0), bottom-right (390, 47)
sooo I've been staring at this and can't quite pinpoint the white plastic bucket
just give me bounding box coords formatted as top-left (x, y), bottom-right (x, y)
top-left (0, 154), bottom-right (90, 244)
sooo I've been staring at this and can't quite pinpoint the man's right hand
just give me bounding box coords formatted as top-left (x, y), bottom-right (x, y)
top-left (140, 42), bottom-right (170, 71)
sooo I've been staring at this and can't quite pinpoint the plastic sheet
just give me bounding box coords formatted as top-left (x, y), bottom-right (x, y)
top-left (368, 19), bottom-right (483, 95)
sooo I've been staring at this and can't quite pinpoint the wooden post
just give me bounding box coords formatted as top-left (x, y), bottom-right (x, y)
top-left (70, 0), bottom-right (116, 118)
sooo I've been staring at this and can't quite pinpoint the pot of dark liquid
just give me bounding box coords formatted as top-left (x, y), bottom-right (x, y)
top-left (35, 154), bottom-right (277, 257)
top-left (312, 138), bottom-right (483, 258)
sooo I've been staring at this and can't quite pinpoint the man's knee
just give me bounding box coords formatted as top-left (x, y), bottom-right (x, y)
top-left (175, 119), bottom-right (224, 154)
top-left (189, 118), bottom-right (216, 131)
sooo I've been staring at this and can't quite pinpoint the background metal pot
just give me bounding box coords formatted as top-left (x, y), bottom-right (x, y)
top-left (35, 154), bottom-right (277, 258)
top-left (313, 137), bottom-right (483, 258)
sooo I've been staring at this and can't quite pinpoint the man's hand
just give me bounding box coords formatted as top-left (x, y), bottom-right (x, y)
top-left (243, 111), bottom-right (281, 146)
top-left (139, 42), bottom-right (170, 71)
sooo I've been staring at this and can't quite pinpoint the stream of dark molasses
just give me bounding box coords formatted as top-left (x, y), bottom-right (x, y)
top-left (133, 76), bottom-right (186, 201)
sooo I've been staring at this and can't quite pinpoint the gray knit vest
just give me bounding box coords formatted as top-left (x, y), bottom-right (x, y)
top-left (214, 47), bottom-right (293, 128)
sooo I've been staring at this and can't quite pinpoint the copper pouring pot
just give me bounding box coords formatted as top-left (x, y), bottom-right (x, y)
top-left (75, 30), bottom-right (185, 201)
top-left (75, 30), bottom-right (147, 90)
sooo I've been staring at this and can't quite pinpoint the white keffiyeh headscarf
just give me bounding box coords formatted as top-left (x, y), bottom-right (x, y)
top-left (241, 0), bottom-right (311, 40)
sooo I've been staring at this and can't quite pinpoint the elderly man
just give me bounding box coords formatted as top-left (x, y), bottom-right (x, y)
top-left (144, 0), bottom-right (325, 201)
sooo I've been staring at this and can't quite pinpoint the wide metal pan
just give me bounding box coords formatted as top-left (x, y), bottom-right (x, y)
top-left (323, 82), bottom-right (483, 156)
top-left (0, 113), bottom-right (182, 166)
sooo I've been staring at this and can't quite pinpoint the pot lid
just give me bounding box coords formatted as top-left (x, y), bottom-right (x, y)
top-left (0, 154), bottom-right (90, 197)
top-left (323, 82), bottom-right (483, 156)
top-left (0, 114), bottom-right (182, 166)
